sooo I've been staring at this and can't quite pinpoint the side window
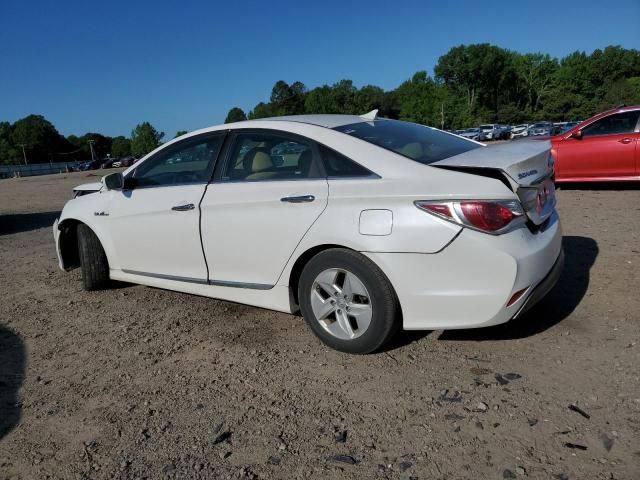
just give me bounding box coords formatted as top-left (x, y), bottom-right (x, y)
top-left (582, 111), bottom-right (640, 137)
top-left (220, 132), bottom-right (321, 182)
top-left (132, 134), bottom-right (224, 187)
top-left (320, 145), bottom-right (374, 178)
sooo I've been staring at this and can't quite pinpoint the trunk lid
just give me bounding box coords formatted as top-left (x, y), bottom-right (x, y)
top-left (433, 140), bottom-right (556, 226)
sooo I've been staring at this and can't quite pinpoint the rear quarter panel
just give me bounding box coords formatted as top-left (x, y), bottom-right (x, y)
top-left (276, 165), bottom-right (516, 286)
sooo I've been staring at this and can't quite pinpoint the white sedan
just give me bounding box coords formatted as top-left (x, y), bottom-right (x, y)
top-left (53, 111), bottom-right (563, 354)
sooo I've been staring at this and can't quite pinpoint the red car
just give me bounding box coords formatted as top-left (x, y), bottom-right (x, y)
top-left (551, 105), bottom-right (640, 182)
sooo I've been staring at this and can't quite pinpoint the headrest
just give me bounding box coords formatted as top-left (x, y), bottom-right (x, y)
top-left (243, 148), bottom-right (273, 173)
top-left (298, 149), bottom-right (312, 173)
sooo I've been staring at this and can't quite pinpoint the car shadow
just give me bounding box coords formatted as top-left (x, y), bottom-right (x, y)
top-left (438, 235), bottom-right (598, 342)
top-left (380, 330), bottom-right (432, 352)
top-left (0, 325), bottom-right (25, 440)
top-left (0, 211), bottom-right (60, 236)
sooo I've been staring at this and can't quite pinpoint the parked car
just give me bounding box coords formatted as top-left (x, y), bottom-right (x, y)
top-left (53, 112), bottom-right (562, 354)
top-left (510, 124), bottom-right (529, 139)
top-left (478, 124), bottom-right (500, 141)
top-left (557, 121), bottom-right (580, 135)
top-left (79, 159), bottom-right (104, 171)
top-left (495, 125), bottom-right (512, 140)
top-left (120, 156), bottom-right (138, 168)
top-left (100, 159), bottom-right (116, 169)
top-left (551, 105), bottom-right (640, 183)
top-left (458, 128), bottom-right (482, 141)
top-left (528, 122), bottom-right (554, 136)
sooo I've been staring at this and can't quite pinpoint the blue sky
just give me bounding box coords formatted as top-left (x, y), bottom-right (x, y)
top-left (1, 0), bottom-right (639, 138)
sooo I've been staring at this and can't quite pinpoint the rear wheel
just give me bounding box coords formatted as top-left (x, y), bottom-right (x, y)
top-left (77, 224), bottom-right (109, 291)
top-left (298, 249), bottom-right (399, 354)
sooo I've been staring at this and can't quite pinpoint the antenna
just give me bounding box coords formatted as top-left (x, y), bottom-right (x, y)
top-left (360, 109), bottom-right (378, 121)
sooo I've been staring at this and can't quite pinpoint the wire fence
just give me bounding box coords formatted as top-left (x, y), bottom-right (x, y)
top-left (0, 161), bottom-right (85, 179)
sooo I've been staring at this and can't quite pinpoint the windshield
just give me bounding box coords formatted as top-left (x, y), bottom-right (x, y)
top-left (333, 120), bottom-right (482, 164)
top-left (532, 123), bottom-right (550, 128)
top-left (479, 125), bottom-right (493, 129)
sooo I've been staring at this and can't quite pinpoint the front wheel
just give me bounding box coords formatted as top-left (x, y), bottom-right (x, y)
top-left (77, 224), bottom-right (110, 291)
top-left (298, 249), bottom-right (399, 354)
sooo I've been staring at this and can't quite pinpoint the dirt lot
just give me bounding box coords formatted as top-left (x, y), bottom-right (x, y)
top-left (0, 170), bottom-right (639, 480)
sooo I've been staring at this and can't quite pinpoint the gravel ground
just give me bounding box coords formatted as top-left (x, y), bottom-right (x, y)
top-left (0, 170), bottom-right (639, 480)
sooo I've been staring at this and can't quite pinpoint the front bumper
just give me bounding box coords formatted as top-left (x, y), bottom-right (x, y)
top-left (364, 212), bottom-right (563, 330)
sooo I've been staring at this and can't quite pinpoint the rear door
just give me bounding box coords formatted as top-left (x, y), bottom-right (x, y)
top-left (200, 129), bottom-right (328, 288)
top-left (557, 110), bottom-right (640, 180)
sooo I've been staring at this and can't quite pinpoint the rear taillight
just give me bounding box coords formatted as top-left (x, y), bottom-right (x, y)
top-left (415, 200), bottom-right (525, 234)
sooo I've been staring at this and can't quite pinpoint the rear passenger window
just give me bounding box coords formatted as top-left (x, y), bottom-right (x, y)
top-left (320, 146), bottom-right (374, 178)
top-left (221, 132), bottom-right (322, 181)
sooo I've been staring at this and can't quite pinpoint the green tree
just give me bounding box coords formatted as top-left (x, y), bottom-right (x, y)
top-left (0, 121), bottom-right (18, 165)
top-left (224, 107), bottom-right (247, 123)
top-left (10, 114), bottom-right (71, 163)
top-left (355, 85), bottom-right (386, 113)
top-left (174, 130), bottom-right (188, 138)
top-left (269, 80), bottom-right (307, 115)
top-left (304, 85), bottom-right (336, 113)
top-left (248, 102), bottom-right (276, 119)
top-left (111, 136), bottom-right (132, 157)
top-left (435, 44), bottom-right (514, 120)
top-left (130, 122), bottom-right (164, 156)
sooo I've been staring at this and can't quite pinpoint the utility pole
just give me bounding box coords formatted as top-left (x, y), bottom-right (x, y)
top-left (88, 139), bottom-right (96, 162)
top-left (19, 144), bottom-right (28, 165)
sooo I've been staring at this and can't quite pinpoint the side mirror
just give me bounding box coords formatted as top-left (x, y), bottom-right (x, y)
top-left (570, 129), bottom-right (583, 140)
top-left (102, 172), bottom-right (124, 190)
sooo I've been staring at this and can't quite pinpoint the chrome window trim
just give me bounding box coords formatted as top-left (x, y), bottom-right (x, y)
top-left (122, 181), bottom-right (209, 191)
top-left (213, 177), bottom-right (327, 185)
top-left (327, 174), bottom-right (381, 180)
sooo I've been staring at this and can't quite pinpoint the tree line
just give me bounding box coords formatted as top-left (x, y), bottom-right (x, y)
top-left (2, 44), bottom-right (639, 165)
top-left (228, 44), bottom-right (640, 129)
top-left (0, 116), bottom-right (167, 165)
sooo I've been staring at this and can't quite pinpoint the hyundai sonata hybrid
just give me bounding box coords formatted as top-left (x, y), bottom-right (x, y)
top-left (53, 111), bottom-right (563, 353)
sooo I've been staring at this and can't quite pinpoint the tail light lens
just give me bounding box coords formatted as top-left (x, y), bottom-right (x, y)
top-left (415, 200), bottom-right (525, 234)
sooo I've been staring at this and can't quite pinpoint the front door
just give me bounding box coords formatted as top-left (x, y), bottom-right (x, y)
top-left (106, 132), bottom-right (225, 281)
top-left (200, 130), bottom-right (328, 287)
top-left (558, 110), bottom-right (640, 180)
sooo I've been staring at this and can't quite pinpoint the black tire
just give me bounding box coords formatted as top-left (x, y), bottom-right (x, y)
top-left (77, 224), bottom-right (109, 291)
top-left (298, 248), bottom-right (399, 354)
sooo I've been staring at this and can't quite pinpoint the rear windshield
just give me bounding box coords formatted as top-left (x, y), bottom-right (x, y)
top-left (333, 119), bottom-right (481, 165)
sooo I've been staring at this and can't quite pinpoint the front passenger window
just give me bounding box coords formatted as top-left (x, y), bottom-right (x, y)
top-left (582, 111), bottom-right (640, 137)
top-left (131, 134), bottom-right (224, 188)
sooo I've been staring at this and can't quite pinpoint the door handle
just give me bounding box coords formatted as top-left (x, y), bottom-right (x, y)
top-left (281, 195), bottom-right (315, 203)
top-left (171, 203), bottom-right (195, 211)
top-left (618, 138), bottom-right (633, 144)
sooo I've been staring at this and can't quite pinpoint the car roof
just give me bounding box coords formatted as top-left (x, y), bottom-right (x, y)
top-left (259, 114), bottom-right (367, 128)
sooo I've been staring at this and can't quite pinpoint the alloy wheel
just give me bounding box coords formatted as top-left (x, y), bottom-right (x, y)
top-left (310, 268), bottom-right (373, 340)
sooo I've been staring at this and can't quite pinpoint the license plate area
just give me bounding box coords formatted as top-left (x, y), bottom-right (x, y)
top-left (517, 178), bottom-right (556, 225)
